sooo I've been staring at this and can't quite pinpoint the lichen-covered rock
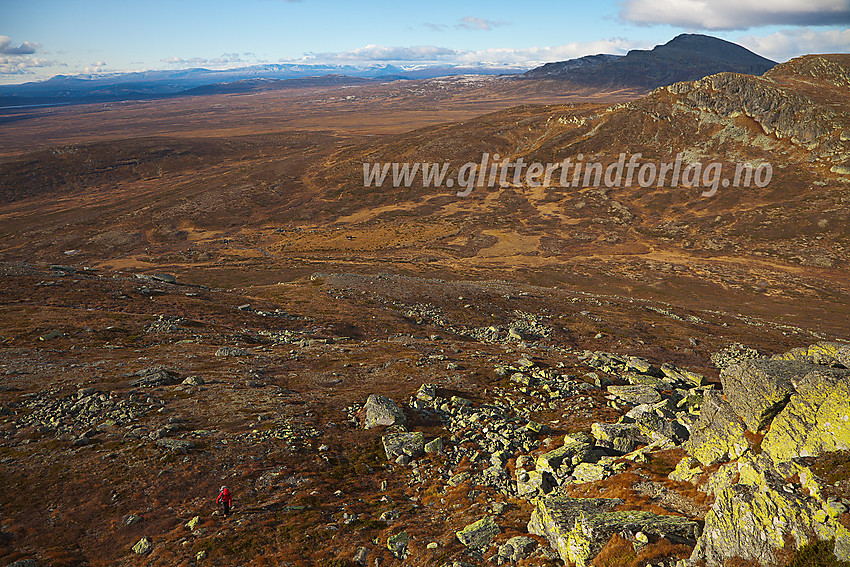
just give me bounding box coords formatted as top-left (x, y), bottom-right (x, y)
top-left (771, 346), bottom-right (811, 363)
top-left (626, 357), bottom-right (662, 376)
top-left (571, 462), bottom-right (610, 483)
top-left (762, 367), bottom-right (850, 463)
top-left (381, 431), bottom-right (424, 460)
top-left (528, 495), bottom-right (698, 567)
top-left (535, 436), bottom-right (592, 477)
top-left (415, 383), bottom-right (437, 401)
top-left (720, 359), bottom-right (816, 432)
top-left (155, 438), bottom-right (195, 453)
top-left (516, 468), bottom-right (555, 498)
top-left (700, 461), bottom-right (739, 496)
top-left (806, 341), bottom-right (850, 367)
top-left (424, 437), bottom-right (443, 454)
top-left (668, 456), bottom-right (702, 483)
top-left (661, 363), bottom-right (706, 386)
top-left (132, 537), bottom-right (152, 554)
top-left (606, 384), bottom-right (662, 405)
top-left (627, 404), bottom-right (689, 446)
top-left (710, 342), bottom-right (763, 371)
top-left (498, 535), bottom-right (537, 561)
top-left (456, 516), bottom-right (500, 550)
top-left (363, 394), bottom-right (406, 429)
top-left (591, 422), bottom-right (646, 453)
top-left (686, 390), bottom-right (750, 466)
top-left (691, 468), bottom-right (850, 566)
top-left (387, 531), bottom-right (409, 558)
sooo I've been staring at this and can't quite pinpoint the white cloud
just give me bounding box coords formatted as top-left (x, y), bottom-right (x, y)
top-left (83, 60), bottom-right (108, 74)
top-left (0, 36), bottom-right (65, 77)
top-left (0, 56), bottom-right (63, 75)
top-left (0, 36), bottom-right (40, 55)
top-left (297, 38), bottom-right (644, 68)
top-left (737, 27), bottom-right (850, 61)
top-left (620, 0), bottom-right (850, 30)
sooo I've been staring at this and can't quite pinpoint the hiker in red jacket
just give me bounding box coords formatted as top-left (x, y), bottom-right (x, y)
top-left (217, 486), bottom-right (232, 517)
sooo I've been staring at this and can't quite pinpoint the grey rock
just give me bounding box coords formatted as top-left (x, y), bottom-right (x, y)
top-left (364, 394), bottom-right (406, 429)
top-left (149, 273), bottom-right (178, 284)
top-left (606, 384), bottom-right (662, 405)
top-left (381, 431), bottom-right (423, 460)
top-left (215, 346), bottom-right (249, 357)
top-left (686, 390), bottom-right (750, 466)
top-left (155, 438), bottom-right (195, 453)
top-left (498, 536), bottom-right (537, 561)
top-left (691, 459), bottom-right (850, 566)
top-left (529, 495), bottom-right (697, 567)
top-left (424, 437), bottom-right (444, 453)
top-left (353, 546), bottom-right (370, 566)
top-left (456, 515), bottom-right (500, 550)
top-left (721, 359), bottom-right (817, 431)
top-left (129, 366), bottom-right (179, 388)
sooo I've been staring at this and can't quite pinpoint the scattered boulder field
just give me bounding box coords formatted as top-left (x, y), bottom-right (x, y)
top-left (1, 263), bottom-right (848, 566)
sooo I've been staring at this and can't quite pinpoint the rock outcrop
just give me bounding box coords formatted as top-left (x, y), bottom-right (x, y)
top-left (685, 390), bottom-right (750, 466)
top-left (761, 367), bottom-right (850, 462)
top-left (682, 343), bottom-right (850, 565)
top-left (528, 495), bottom-right (698, 567)
top-left (691, 455), bottom-right (850, 566)
top-left (719, 359), bottom-right (809, 432)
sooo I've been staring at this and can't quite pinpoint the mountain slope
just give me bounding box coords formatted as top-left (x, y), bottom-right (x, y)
top-left (523, 33), bottom-right (776, 88)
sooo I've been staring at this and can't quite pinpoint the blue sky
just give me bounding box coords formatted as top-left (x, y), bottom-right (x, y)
top-left (1, 0), bottom-right (848, 84)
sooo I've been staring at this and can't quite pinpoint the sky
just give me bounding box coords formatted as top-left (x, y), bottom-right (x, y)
top-left (1, 0), bottom-right (849, 84)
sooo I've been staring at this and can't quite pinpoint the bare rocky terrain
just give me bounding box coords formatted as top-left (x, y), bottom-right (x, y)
top-left (0, 53), bottom-right (849, 567)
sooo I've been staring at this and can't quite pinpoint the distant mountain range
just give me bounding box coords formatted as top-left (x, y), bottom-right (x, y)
top-left (0, 64), bottom-right (515, 108)
top-left (0, 34), bottom-right (777, 108)
top-left (522, 34), bottom-right (777, 88)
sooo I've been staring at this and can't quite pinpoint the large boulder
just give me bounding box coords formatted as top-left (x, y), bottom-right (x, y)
top-left (528, 495), bottom-right (698, 567)
top-left (762, 367), bottom-right (850, 463)
top-left (363, 394), bottom-right (406, 429)
top-left (606, 384), bottom-right (662, 405)
top-left (720, 359), bottom-right (815, 432)
top-left (592, 422), bottom-right (647, 453)
top-left (686, 390), bottom-right (750, 466)
top-left (535, 436), bottom-right (593, 478)
top-left (456, 516), bottom-right (500, 550)
top-left (691, 457), bottom-right (850, 566)
top-left (626, 404), bottom-right (689, 446)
